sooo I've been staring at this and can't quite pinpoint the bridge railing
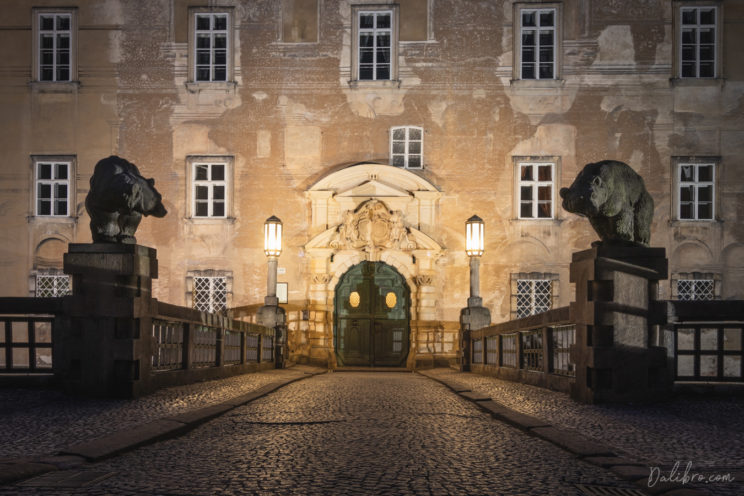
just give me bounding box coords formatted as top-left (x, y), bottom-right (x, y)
top-left (470, 306), bottom-right (575, 393)
top-left (0, 298), bottom-right (62, 375)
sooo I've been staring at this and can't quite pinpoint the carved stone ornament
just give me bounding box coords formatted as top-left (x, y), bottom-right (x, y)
top-left (329, 200), bottom-right (417, 253)
top-left (414, 275), bottom-right (433, 287)
top-left (312, 274), bottom-right (333, 285)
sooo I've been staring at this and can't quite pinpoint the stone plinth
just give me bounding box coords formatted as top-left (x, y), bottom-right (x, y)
top-left (569, 245), bottom-right (671, 403)
top-left (460, 299), bottom-right (491, 372)
top-left (55, 243), bottom-right (158, 397)
top-left (257, 304), bottom-right (287, 368)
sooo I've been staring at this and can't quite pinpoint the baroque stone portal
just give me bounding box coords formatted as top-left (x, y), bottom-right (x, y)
top-left (85, 156), bottom-right (167, 244)
top-left (560, 160), bottom-right (653, 246)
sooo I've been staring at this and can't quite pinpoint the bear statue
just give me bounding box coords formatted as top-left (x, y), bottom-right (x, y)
top-left (85, 155), bottom-right (167, 244)
top-left (560, 160), bottom-right (653, 247)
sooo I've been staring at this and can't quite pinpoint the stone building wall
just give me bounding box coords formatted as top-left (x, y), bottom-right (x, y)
top-left (1, 0), bottom-right (743, 367)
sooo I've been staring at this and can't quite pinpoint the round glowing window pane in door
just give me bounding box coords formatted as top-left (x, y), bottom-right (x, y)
top-left (349, 291), bottom-right (360, 308)
top-left (385, 292), bottom-right (397, 309)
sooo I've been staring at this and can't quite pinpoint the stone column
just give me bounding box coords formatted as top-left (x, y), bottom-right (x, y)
top-left (56, 243), bottom-right (158, 397)
top-left (569, 245), bottom-right (671, 403)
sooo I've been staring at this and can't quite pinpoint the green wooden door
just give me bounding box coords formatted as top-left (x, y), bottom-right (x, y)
top-left (334, 262), bottom-right (410, 367)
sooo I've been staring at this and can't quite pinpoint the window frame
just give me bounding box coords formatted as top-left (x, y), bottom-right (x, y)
top-left (32, 8), bottom-right (77, 83)
top-left (513, 3), bottom-right (561, 81)
top-left (32, 156), bottom-right (75, 218)
top-left (350, 5), bottom-right (399, 84)
top-left (187, 270), bottom-right (232, 313)
top-left (510, 273), bottom-right (559, 320)
top-left (187, 8), bottom-right (234, 85)
top-left (672, 157), bottom-right (718, 222)
top-left (671, 272), bottom-right (720, 301)
top-left (389, 126), bottom-right (424, 169)
top-left (34, 271), bottom-right (72, 298)
top-left (514, 158), bottom-right (557, 220)
top-left (186, 156), bottom-right (234, 221)
top-left (673, 2), bottom-right (722, 80)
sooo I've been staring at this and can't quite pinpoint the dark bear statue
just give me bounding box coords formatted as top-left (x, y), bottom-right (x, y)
top-left (560, 160), bottom-right (653, 246)
top-left (85, 156), bottom-right (167, 244)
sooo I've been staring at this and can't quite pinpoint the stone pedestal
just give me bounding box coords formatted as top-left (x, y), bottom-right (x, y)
top-left (459, 297), bottom-right (491, 372)
top-left (56, 244), bottom-right (158, 397)
top-left (257, 303), bottom-right (287, 369)
top-left (569, 245), bottom-right (671, 403)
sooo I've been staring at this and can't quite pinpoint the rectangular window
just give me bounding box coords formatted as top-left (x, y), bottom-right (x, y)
top-left (35, 161), bottom-right (70, 217)
top-left (192, 162), bottom-right (227, 218)
top-left (358, 10), bottom-right (392, 80)
top-left (679, 6), bottom-right (717, 78)
top-left (390, 126), bottom-right (423, 169)
top-left (678, 163), bottom-right (715, 220)
top-left (518, 162), bottom-right (554, 219)
top-left (516, 279), bottom-right (552, 318)
top-left (519, 8), bottom-right (556, 80)
top-left (677, 279), bottom-right (715, 301)
top-left (193, 276), bottom-right (227, 312)
top-left (37, 12), bottom-right (72, 82)
top-left (194, 13), bottom-right (229, 82)
top-left (35, 273), bottom-right (71, 297)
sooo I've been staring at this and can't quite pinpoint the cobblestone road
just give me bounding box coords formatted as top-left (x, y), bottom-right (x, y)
top-left (1, 372), bottom-right (643, 495)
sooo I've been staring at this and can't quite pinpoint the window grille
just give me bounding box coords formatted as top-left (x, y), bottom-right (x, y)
top-left (516, 279), bottom-right (552, 318)
top-left (191, 325), bottom-right (218, 367)
top-left (677, 279), bottom-right (714, 301)
top-left (36, 162), bottom-right (70, 216)
top-left (151, 320), bottom-right (184, 371)
top-left (195, 13), bottom-right (228, 82)
top-left (390, 126), bottom-right (423, 169)
top-left (246, 333), bottom-right (259, 362)
top-left (358, 10), bottom-right (392, 80)
top-left (520, 9), bottom-right (556, 79)
top-left (193, 163), bottom-right (227, 218)
top-left (486, 336), bottom-right (498, 365)
top-left (35, 274), bottom-right (71, 297)
top-left (472, 339), bottom-right (483, 364)
top-left (678, 163), bottom-right (714, 220)
top-left (261, 334), bottom-right (274, 362)
top-left (193, 276), bottom-right (227, 312)
top-left (518, 163), bottom-right (554, 219)
top-left (680, 7), bottom-right (717, 78)
top-left (224, 330), bottom-right (242, 365)
top-left (38, 13), bottom-right (71, 82)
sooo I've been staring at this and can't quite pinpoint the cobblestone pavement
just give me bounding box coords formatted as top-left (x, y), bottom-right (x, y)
top-left (1, 373), bottom-right (643, 495)
top-left (0, 368), bottom-right (311, 459)
top-left (425, 369), bottom-right (744, 495)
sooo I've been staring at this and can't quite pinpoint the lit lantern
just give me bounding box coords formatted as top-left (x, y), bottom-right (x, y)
top-left (264, 216), bottom-right (283, 257)
top-left (465, 215), bottom-right (484, 257)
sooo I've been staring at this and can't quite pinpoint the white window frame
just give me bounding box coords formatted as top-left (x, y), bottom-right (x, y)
top-left (193, 162), bottom-right (227, 218)
top-left (350, 5), bottom-right (399, 83)
top-left (33, 157), bottom-right (74, 217)
top-left (33, 9), bottom-right (77, 83)
top-left (35, 272), bottom-right (72, 297)
top-left (671, 272), bottom-right (720, 300)
top-left (187, 156), bottom-right (233, 220)
top-left (193, 276), bottom-right (228, 313)
top-left (676, 4), bottom-right (720, 79)
top-left (390, 126), bottom-right (423, 169)
top-left (516, 161), bottom-right (555, 219)
top-left (676, 279), bottom-right (715, 301)
top-left (676, 161), bottom-right (716, 221)
top-left (188, 9), bottom-right (234, 85)
top-left (514, 5), bottom-right (560, 81)
top-left (515, 279), bottom-right (553, 318)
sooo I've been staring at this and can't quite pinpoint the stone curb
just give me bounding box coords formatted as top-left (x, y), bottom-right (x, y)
top-left (0, 366), bottom-right (327, 487)
top-left (416, 370), bottom-right (712, 496)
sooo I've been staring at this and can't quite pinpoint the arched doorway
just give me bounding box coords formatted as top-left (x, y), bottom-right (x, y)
top-left (334, 261), bottom-right (410, 366)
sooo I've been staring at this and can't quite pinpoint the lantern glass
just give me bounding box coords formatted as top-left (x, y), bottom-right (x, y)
top-left (264, 216), bottom-right (282, 257)
top-left (465, 215), bottom-right (484, 257)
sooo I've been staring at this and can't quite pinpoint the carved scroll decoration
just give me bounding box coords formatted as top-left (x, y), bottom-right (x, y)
top-left (329, 200), bottom-right (417, 254)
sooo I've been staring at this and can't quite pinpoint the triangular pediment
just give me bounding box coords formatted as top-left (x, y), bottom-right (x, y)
top-left (336, 179), bottom-right (412, 198)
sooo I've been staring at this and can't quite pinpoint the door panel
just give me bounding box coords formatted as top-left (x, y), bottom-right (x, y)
top-left (334, 261), bottom-right (409, 367)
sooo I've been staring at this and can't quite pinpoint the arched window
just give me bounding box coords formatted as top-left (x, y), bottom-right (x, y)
top-left (390, 126), bottom-right (423, 169)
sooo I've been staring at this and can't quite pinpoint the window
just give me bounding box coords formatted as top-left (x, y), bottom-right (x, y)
top-left (390, 126), bottom-right (423, 169)
top-left (195, 13), bottom-right (228, 81)
top-left (35, 272), bottom-right (71, 297)
top-left (35, 159), bottom-right (71, 217)
top-left (187, 156), bottom-right (233, 219)
top-left (518, 162), bottom-right (554, 219)
top-left (34, 10), bottom-right (75, 82)
top-left (677, 279), bottom-right (714, 301)
top-left (193, 276), bottom-right (227, 312)
top-left (516, 279), bottom-right (552, 318)
top-left (351, 6), bottom-right (398, 83)
top-left (516, 6), bottom-right (558, 80)
top-left (678, 5), bottom-right (718, 78)
top-left (678, 162), bottom-right (715, 220)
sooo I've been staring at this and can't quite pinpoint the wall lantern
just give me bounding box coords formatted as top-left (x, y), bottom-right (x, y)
top-left (465, 215), bottom-right (484, 257)
top-left (264, 215), bottom-right (283, 258)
